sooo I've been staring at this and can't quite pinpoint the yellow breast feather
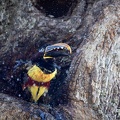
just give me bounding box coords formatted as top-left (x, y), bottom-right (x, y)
top-left (27, 65), bottom-right (57, 82)
top-left (29, 85), bottom-right (48, 102)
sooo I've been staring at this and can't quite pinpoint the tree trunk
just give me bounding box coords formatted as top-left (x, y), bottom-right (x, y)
top-left (0, 0), bottom-right (120, 119)
top-left (67, 1), bottom-right (120, 119)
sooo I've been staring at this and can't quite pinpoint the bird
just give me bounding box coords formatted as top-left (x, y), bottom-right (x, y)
top-left (22, 43), bottom-right (72, 102)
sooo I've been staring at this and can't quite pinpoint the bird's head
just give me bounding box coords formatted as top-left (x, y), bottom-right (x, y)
top-left (38, 43), bottom-right (72, 60)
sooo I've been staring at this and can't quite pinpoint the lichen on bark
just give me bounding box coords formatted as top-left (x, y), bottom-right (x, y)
top-left (0, 0), bottom-right (120, 120)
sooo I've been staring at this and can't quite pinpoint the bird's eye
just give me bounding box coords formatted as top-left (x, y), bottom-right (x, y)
top-left (39, 48), bottom-right (44, 52)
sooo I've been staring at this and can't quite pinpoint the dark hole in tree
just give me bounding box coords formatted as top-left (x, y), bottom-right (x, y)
top-left (0, 44), bottom-right (71, 107)
top-left (32, 0), bottom-right (78, 18)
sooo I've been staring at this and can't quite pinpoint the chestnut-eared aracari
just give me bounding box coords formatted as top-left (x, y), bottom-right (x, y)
top-left (22, 43), bottom-right (72, 102)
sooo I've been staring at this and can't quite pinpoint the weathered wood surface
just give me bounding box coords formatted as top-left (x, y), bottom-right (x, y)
top-left (0, 0), bottom-right (120, 119)
top-left (67, 1), bottom-right (120, 119)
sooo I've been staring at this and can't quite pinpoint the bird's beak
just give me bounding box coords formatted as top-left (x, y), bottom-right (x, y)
top-left (43, 43), bottom-right (72, 59)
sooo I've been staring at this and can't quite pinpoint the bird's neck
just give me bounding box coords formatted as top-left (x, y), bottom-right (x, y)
top-left (35, 58), bottom-right (56, 73)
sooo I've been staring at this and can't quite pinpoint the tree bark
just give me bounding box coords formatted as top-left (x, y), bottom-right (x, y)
top-left (0, 0), bottom-right (120, 120)
top-left (67, 1), bottom-right (120, 119)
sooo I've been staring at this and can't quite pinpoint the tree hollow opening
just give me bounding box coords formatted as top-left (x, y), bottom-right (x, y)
top-left (32, 0), bottom-right (78, 18)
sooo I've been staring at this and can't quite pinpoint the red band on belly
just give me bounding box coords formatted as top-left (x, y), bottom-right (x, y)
top-left (22, 77), bottom-right (50, 90)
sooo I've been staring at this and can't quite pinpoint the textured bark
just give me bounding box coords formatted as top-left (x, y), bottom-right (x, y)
top-left (0, 0), bottom-right (120, 120)
top-left (67, 1), bottom-right (120, 119)
top-left (0, 93), bottom-right (55, 120)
